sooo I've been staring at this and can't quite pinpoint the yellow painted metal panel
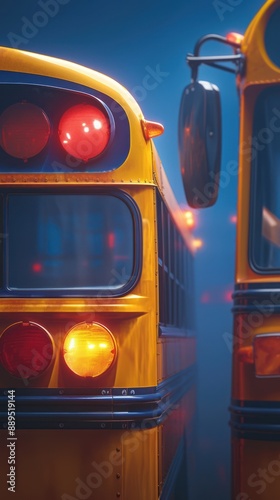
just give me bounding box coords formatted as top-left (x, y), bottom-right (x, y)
top-left (0, 429), bottom-right (123, 500)
top-left (241, 0), bottom-right (280, 87)
top-left (0, 45), bottom-right (155, 186)
top-left (121, 427), bottom-right (158, 500)
top-left (236, 6), bottom-right (280, 284)
top-left (233, 438), bottom-right (280, 500)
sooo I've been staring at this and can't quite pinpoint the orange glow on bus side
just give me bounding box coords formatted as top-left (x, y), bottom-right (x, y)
top-left (184, 210), bottom-right (196, 230)
top-left (193, 238), bottom-right (203, 250)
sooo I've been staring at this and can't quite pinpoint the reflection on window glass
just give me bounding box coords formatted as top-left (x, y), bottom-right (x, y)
top-left (251, 87), bottom-right (280, 270)
top-left (7, 194), bottom-right (133, 290)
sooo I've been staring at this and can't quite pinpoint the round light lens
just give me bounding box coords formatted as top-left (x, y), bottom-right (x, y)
top-left (58, 104), bottom-right (111, 161)
top-left (0, 322), bottom-right (54, 379)
top-left (63, 322), bottom-right (116, 378)
top-left (0, 103), bottom-right (50, 159)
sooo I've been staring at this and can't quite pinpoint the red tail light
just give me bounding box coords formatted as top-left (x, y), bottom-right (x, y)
top-left (0, 102), bottom-right (50, 159)
top-left (58, 104), bottom-right (111, 161)
top-left (0, 322), bottom-right (54, 379)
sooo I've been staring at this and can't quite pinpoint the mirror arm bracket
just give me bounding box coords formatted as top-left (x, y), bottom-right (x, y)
top-left (187, 34), bottom-right (245, 81)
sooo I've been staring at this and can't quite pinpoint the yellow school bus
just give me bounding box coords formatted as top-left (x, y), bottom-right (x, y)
top-left (179, 1), bottom-right (280, 498)
top-left (0, 45), bottom-right (196, 499)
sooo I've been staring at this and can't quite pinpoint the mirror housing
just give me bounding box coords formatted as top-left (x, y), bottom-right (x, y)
top-left (178, 81), bottom-right (221, 208)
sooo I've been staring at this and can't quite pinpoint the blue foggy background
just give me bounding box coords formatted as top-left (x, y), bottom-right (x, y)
top-left (0, 1), bottom-right (265, 498)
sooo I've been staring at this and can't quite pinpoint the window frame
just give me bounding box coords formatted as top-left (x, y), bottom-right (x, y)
top-left (156, 190), bottom-right (194, 337)
top-left (249, 85), bottom-right (280, 274)
top-left (0, 188), bottom-right (142, 297)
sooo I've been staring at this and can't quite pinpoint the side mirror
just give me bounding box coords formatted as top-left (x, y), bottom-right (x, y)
top-left (178, 81), bottom-right (221, 208)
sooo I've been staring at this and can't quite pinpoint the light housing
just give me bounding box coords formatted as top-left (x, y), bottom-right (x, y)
top-left (63, 322), bottom-right (117, 378)
top-left (0, 322), bottom-right (54, 379)
top-left (141, 119), bottom-right (164, 140)
top-left (226, 32), bottom-right (244, 46)
top-left (0, 102), bottom-right (50, 159)
top-left (58, 103), bottom-right (112, 161)
top-left (254, 334), bottom-right (280, 377)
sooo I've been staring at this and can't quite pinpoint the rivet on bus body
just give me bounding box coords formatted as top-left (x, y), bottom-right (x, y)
top-left (116, 448), bottom-right (121, 453)
top-left (116, 492), bottom-right (121, 497)
top-left (116, 473), bottom-right (121, 479)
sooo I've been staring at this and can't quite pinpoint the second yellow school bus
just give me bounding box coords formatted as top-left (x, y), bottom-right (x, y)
top-left (180, 1), bottom-right (280, 498)
top-left (0, 45), bottom-right (196, 499)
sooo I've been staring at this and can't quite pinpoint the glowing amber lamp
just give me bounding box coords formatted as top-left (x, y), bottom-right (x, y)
top-left (226, 32), bottom-right (244, 46)
top-left (63, 322), bottom-right (116, 378)
top-left (141, 119), bottom-right (164, 140)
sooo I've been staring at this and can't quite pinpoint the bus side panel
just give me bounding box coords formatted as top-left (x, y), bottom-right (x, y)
top-left (121, 427), bottom-right (158, 500)
top-left (0, 429), bottom-right (124, 500)
top-left (232, 437), bottom-right (280, 500)
top-left (159, 388), bottom-right (196, 499)
top-left (158, 337), bottom-right (196, 382)
top-left (157, 334), bottom-right (196, 499)
top-left (231, 313), bottom-right (280, 499)
top-left (0, 428), bottom-right (159, 499)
